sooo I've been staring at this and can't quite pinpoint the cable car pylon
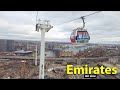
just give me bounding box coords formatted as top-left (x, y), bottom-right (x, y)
top-left (35, 11), bottom-right (53, 79)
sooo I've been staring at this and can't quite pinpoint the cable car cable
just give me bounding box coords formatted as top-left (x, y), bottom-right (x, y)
top-left (81, 11), bottom-right (101, 18)
top-left (35, 11), bottom-right (101, 28)
top-left (57, 11), bottom-right (102, 26)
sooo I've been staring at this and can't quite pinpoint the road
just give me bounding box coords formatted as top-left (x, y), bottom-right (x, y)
top-left (0, 55), bottom-right (75, 60)
top-left (0, 55), bottom-right (120, 62)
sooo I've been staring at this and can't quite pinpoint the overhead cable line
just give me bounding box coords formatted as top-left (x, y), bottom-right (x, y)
top-left (57, 11), bottom-right (102, 26)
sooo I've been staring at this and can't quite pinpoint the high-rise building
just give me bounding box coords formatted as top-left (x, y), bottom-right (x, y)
top-left (6, 40), bottom-right (15, 52)
top-left (0, 39), bottom-right (7, 52)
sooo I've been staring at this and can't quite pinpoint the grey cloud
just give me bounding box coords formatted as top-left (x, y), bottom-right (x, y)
top-left (0, 11), bottom-right (120, 44)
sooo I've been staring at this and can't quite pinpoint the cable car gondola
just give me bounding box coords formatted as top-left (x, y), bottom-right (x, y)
top-left (69, 11), bottom-right (102, 44)
top-left (70, 16), bottom-right (90, 44)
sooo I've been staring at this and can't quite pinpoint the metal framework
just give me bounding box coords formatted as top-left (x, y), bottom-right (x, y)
top-left (35, 19), bottom-right (53, 79)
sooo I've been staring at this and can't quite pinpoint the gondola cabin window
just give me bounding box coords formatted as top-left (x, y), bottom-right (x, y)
top-left (77, 31), bottom-right (90, 43)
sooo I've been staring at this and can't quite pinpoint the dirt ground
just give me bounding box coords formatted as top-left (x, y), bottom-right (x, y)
top-left (0, 59), bottom-right (120, 79)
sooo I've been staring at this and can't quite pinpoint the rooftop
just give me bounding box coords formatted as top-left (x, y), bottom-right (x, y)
top-left (15, 50), bottom-right (33, 54)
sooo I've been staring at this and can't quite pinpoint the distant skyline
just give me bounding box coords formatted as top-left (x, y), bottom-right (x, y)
top-left (0, 11), bottom-right (120, 44)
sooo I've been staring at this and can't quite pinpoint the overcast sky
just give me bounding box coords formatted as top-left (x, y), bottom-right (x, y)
top-left (0, 11), bottom-right (120, 44)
